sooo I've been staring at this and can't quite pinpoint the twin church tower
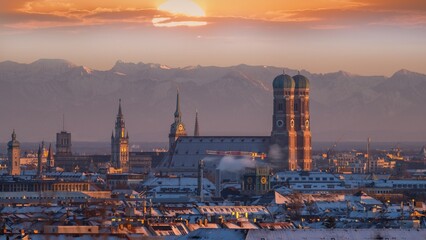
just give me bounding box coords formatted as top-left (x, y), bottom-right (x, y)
top-left (271, 73), bottom-right (312, 171)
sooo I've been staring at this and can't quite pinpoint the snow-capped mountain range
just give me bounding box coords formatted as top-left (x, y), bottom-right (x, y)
top-left (1, 59), bottom-right (425, 143)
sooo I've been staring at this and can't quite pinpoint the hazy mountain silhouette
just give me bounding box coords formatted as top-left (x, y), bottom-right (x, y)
top-left (0, 59), bottom-right (425, 143)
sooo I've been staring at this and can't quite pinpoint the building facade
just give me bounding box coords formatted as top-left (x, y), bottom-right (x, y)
top-left (7, 130), bottom-right (21, 175)
top-left (111, 99), bottom-right (129, 172)
top-left (56, 130), bottom-right (72, 157)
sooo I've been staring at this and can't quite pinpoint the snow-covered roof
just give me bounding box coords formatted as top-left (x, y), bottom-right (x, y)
top-left (142, 176), bottom-right (215, 190)
top-left (162, 136), bottom-right (271, 172)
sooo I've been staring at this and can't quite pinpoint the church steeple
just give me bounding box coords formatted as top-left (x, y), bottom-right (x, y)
top-left (174, 90), bottom-right (182, 123)
top-left (115, 99), bottom-right (125, 137)
top-left (169, 89), bottom-right (187, 152)
top-left (37, 145), bottom-right (43, 178)
top-left (47, 143), bottom-right (54, 172)
top-left (118, 98), bottom-right (123, 116)
top-left (194, 110), bottom-right (200, 137)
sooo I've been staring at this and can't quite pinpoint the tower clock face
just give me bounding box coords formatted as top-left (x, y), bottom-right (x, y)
top-left (276, 120), bottom-right (284, 127)
top-left (305, 120), bottom-right (310, 129)
top-left (290, 119), bottom-right (295, 128)
top-left (178, 124), bottom-right (184, 131)
top-left (261, 177), bottom-right (267, 184)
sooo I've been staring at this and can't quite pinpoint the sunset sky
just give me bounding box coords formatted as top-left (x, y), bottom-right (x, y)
top-left (1, 0), bottom-right (425, 75)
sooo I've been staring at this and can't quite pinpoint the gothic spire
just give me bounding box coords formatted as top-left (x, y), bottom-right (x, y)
top-left (194, 109), bottom-right (199, 137)
top-left (174, 89), bottom-right (182, 122)
top-left (118, 98), bottom-right (123, 116)
top-left (37, 145), bottom-right (42, 177)
top-left (47, 143), bottom-right (53, 172)
top-left (48, 143), bottom-right (54, 160)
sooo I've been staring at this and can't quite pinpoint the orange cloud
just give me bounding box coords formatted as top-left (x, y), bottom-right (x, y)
top-left (1, 0), bottom-right (425, 30)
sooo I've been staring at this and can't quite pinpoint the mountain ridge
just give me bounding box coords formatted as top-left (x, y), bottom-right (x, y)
top-left (0, 59), bottom-right (425, 143)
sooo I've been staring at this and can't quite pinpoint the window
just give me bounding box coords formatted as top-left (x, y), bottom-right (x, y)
top-left (278, 103), bottom-right (283, 111)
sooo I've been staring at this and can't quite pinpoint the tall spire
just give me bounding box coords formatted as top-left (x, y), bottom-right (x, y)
top-left (118, 98), bottom-right (123, 116)
top-left (47, 143), bottom-right (54, 172)
top-left (62, 113), bottom-right (65, 131)
top-left (112, 98), bottom-right (129, 172)
top-left (115, 99), bottom-right (125, 129)
top-left (37, 145), bottom-right (42, 177)
top-left (194, 109), bottom-right (200, 137)
top-left (174, 89), bottom-right (181, 122)
top-left (11, 129), bottom-right (16, 141)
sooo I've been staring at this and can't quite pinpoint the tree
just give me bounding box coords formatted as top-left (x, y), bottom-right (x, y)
top-left (286, 192), bottom-right (304, 220)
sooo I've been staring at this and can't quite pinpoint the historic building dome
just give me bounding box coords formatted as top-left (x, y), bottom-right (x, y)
top-left (293, 74), bottom-right (310, 89)
top-left (273, 74), bottom-right (295, 89)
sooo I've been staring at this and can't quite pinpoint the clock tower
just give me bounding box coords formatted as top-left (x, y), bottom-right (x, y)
top-left (111, 99), bottom-right (129, 172)
top-left (169, 90), bottom-right (187, 152)
top-left (271, 73), bottom-right (297, 171)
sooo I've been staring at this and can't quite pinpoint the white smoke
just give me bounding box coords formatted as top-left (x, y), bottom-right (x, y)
top-left (268, 144), bottom-right (283, 161)
top-left (216, 156), bottom-right (256, 172)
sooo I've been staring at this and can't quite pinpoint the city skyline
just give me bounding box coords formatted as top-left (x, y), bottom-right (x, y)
top-left (1, 1), bottom-right (426, 239)
top-left (1, 0), bottom-right (426, 75)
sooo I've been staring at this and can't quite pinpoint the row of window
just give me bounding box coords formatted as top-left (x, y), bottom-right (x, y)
top-left (299, 184), bottom-right (337, 189)
top-left (181, 138), bottom-right (267, 143)
top-left (1, 196), bottom-right (89, 200)
top-left (393, 184), bottom-right (426, 189)
top-left (277, 177), bottom-right (336, 181)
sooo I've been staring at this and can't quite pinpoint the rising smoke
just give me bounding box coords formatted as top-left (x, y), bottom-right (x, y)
top-left (215, 156), bottom-right (256, 172)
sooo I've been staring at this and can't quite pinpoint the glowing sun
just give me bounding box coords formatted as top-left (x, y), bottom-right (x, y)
top-left (153, 0), bottom-right (207, 27)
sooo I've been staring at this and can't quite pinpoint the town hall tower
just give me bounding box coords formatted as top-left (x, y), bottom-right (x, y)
top-left (111, 99), bottom-right (129, 172)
